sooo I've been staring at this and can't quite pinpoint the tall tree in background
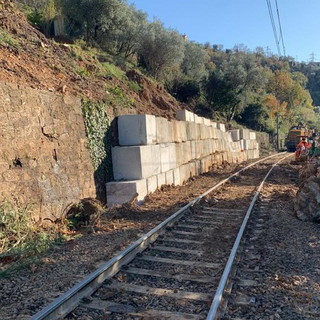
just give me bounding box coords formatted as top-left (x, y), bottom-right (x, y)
top-left (137, 20), bottom-right (185, 79)
top-left (110, 5), bottom-right (148, 58)
top-left (61, 0), bottom-right (125, 43)
top-left (205, 53), bottom-right (266, 121)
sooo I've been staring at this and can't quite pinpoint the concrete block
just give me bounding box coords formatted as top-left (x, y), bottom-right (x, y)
top-left (112, 145), bottom-right (160, 180)
top-left (195, 140), bottom-right (203, 159)
top-left (168, 121), bottom-right (174, 142)
top-left (157, 172), bottom-right (166, 188)
top-left (146, 175), bottom-right (158, 194)
top-left (176, 109), bottom-right (195, 122)
top-left (240, 128), bottom-right (250, 140)
top-left (203, 139), bottom-right (211, 156)
top-left (189, 161), bottom-right (197, 177)
top-left (230, 129), bottom-right (240, 141)
top-left (226, 131), bottom-right (233, 142)
top-left (212, 127), bottom-right (218, 139)
top-left (186, 121), bottom-right (197, 141)
top-left (165, 170), bottom-right (174, 185)
top-left (118, 114), bottom-right (157, 146)
top-left (243, 139), bottom-right (250, 150)
top-left (106, 179), bottom-right (147, 207)
top-left (211, 121), bottom-right (217, 128)
top-left (249, 131), bottom-right (256, 140)
top-left (160, 143), bottom-right (177, 172)
top-left (194, 115), bottom-right (203, 124)
top-left (190, 140), bottom-right (196, 160)
top-left (240, 139), bottom-right (245, 151)
top-left (175, 143), bottom-right (184, 167)
top-left (196, 124), bottom-right (201, 140)
top-left (156, 117), bottom-right (172, 143)
top-left (200, 124), bottom-right (207, 140)
top-left (179, 121), bottom-right (188, 142)
top-left (218, 123), bottom-right (226, 132)
top-left (179, 163), bottom-right (191, 183)
top-left (172, 120), bottom-right (187, 142)
top-left (173, 167), bottom-right (181, 186)
top-left (200, 156), bottom-right (211, 173)
top-left (182, 141), bottom-right (192, 163)
top-left (203, 118), bottom-right (211, 126)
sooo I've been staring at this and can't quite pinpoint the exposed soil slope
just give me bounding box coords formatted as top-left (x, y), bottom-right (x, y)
top-left (0, 0), bottom-right (181, 118)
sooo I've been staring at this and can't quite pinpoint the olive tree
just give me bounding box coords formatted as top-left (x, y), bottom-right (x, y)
top-left (137, 20), bottom-right (185, 79)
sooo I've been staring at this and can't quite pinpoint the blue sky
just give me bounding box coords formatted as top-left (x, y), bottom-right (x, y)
top-left (128, 0), bottom-right (320, 63)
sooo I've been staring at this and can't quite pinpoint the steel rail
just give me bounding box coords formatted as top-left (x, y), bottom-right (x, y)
top-left (30, 152), bottom-right (288, 320)
top-left (206, 153), bottom-right (292, 320)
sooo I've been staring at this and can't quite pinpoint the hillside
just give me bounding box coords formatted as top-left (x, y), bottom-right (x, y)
top-left (0, 0), bottom-right (182, 119)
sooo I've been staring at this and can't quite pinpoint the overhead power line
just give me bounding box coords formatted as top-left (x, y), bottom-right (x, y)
top-left (275, 0), bottom-right (286, 56)
top-left (266, 0), bottom-right (281, 56)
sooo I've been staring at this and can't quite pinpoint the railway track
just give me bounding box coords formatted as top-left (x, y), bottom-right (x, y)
top-left (30, 152), bottom-right (291, 320)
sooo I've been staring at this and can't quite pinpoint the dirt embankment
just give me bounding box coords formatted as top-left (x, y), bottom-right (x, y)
top-left (0, 0), bottom-right (182, 119)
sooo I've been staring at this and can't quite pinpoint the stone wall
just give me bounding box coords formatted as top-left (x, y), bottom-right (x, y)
top-left (0, 82), bottom-right (96, 220)
top-left (106, 110), bottom-right (260, 207)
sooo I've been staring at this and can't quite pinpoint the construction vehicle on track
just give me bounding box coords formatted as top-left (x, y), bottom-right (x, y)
top-left (285, 124), bottom-right (313, 152)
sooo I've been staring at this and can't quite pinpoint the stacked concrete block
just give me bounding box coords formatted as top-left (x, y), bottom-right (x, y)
top-left (118, 114), bottom-right (157, 146)
top-left (147, 175), bottom-right (158, 194)
top-left (112, 145), bottom-right (160, 180)
top-left (249, 131), bottom-right (256, 140)
top-left (108, 111), bottom-right (262, 206)
top-left (165, 170), bottom-right (174, 185)
top-left (194, 115), bottom-right (203, 124)
top-left (196, 124), bottom-right (202, 140)
top-left (186, 122), bottom-right (197, 141)
top-left (182, 141), bottom-right (192, 163)
top-left (230, 129), bottom-right (241, 142)
top-left (200, 156), bottom-right (211, 173)
top-left (176, 109), bottom-right (195, 122)
top-left (156, 117), bottom-right (172, 143)
top-left (173, 121), bottom-right (188, 142)
top-left (159, 143), bottom-right (176, 172)
top-left (211, 121), bottom-right (217, 128)
top-left (157, 172), bottom-right (166, 187)
top-left (218, 123), bottom-right (226, 132)
top-left (200, 124), bottom-right (207, 140)
top-left (173, 167), bottom-right (181, 186)
top-left (240, 128), bottom-right (250, 140)
top-left (106, 179), bottom-right (147, 207)
top-left (180, 163), bottom-right (191, 184)
top-left (175, 143), bottom-right (184, 167)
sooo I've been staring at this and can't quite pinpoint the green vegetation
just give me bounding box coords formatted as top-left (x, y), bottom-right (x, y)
top-left (0, 201), bottom-right (63, 276)
top-left (82, 100), bottom-right (112, 198)
top-left (16, 0), bottom-right (320, 143)
top-left (0, 28), bottom-right (20, 48)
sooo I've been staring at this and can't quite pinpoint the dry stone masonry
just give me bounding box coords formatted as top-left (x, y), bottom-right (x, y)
top-left (0, 82), bottom-right (96, 220)
top-left (106, 110), bottom-right (260, 206)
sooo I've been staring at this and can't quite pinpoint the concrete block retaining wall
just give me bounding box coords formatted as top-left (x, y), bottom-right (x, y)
top-left (106, 110), bottom-right (260, 207)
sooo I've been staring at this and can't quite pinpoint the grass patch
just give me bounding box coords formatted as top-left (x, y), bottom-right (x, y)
top-left (0, 201), bottom-right (65, 277)
top-left (127, 80), bottom-right (142, 93)
top-left (101, 62), bottom-right (125, 79)
top-left (107, 85), bottom-right (135, 108)
top-left (0, 28), bottom-right (20, 48)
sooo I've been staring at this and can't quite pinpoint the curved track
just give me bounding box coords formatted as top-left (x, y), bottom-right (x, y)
top-left (30, 153), bottom-right (291, 320)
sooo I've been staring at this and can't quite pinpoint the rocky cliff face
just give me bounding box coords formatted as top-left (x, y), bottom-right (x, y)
top-left (0, 82), bottom-right (96, 220)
